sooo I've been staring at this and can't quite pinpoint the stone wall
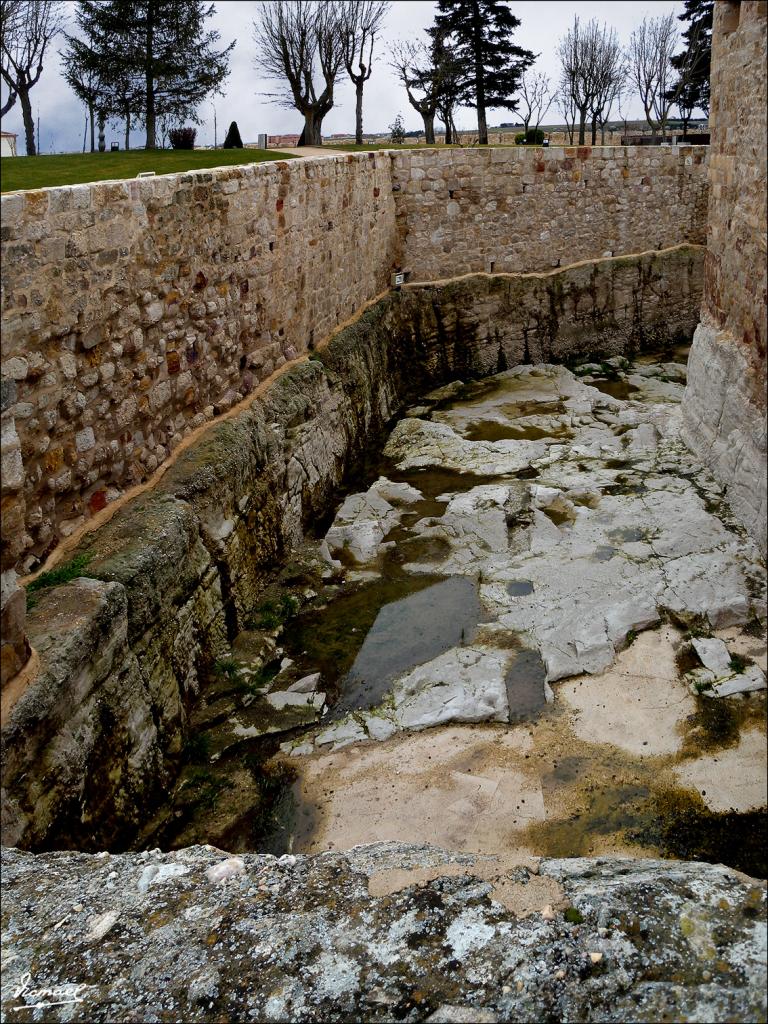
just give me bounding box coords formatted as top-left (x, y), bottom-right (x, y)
top-left (1, 146), bottom-right (708, 584)
top-left (393, 145), bottom-right (708, 280)
top-left (0, 154), bottom-right (398, 580)
top-left (1, 246), bottom-right (703, 849)
top-left (682, 0), bottom-right (767, 555)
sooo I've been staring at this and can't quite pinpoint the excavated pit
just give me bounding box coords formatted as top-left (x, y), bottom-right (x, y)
top-left (133, 350), bottom-right (767, 874)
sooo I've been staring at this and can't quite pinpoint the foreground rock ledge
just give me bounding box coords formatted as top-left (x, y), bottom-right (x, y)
top-left (1, 845), bottom-right (765, 1023)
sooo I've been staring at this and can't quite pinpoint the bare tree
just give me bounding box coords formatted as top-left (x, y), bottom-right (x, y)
top-left (390, 40), bottom-right (438, 145)
top-left (0, 0), bottom-right (21, 116)
top-left (61, 36), bottom-right (105, 153)
top-left (339, 0), bottom-right (389, 145)
top-left (587, 26), bottom-right (625, 145)
top-left (253, 0), bottom-right (345, 147)
top-left (556, 80), bottom-right (577, 144)
top-left (0, 0), bottom-right (66, 154)
top-left (627, 13), bottom-right (680, 142)
top-left (557, 17), bottom-right (624, 146)
top-left (557, 17), bottom-right (593, 146)
top-left (432, 30), bottom-right (462, 144)
top-left (518, 70), bottom-right (553, 138)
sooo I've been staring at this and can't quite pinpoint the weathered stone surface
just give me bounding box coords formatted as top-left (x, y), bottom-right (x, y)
top-left (0, 844), bottom-right (764, 1023)
top-left (680, 3), bottom-right (767, 555)
top-left (682, 322), bottom-right (767, 555)
top-left (0, 145), bottom-right (706, 574)
top-left (692, 637), bottom-right (734, 676)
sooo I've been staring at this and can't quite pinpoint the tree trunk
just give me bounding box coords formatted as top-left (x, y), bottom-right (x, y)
top-left (354, 78), bottom-right (364, 145)
top-left (89, 104), bottom-right (95, 152)
top-left (422, 111), bottom-right (435, 145)
top-left (577, 110), bottom-right (587, 145)
top-left (444, 118), bottom-right (452, 144)
top-left (471, 0), bottom-right (488, 144)
top-left (18, 85), bottom-right (36, 156)
top-left (144, 3), bottom-right (156, 148)
top-left (98, 114), bottom-right (105, 152)
top-left (300, 110), bottom-right (323, 146)
top-left (590, 115), bottom-right (598, 145)
top-left (124, 111), bottom-right (131, 151)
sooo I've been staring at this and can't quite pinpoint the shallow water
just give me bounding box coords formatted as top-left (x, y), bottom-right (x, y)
top-left (333, 576), bottom-right (481, 716)
top-left (141, 349), bottom-right (766, 875)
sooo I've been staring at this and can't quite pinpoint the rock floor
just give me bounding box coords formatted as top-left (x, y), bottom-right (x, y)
top-left (276, 353), bottom-right (767, 869)
top-left (3, 351), bottom-right (768, 1024)
top-left (1, 844), bottom-right (765, 1023)
top-left (141, 352), bottom-right (766, 877)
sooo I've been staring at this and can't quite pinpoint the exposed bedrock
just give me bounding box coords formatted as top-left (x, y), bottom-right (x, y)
top-left (1, 844), bottom-right (766, 1024)
top-left (682, 322), bottom-right (767, 557)
top-left (0, 249), bottom-right (707, 850)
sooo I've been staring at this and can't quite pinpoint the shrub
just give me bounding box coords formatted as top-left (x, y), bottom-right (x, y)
top-left (515, 128), bottom-right (545, 145)
top-left (389, 113), bottom-right (406, 145)
top-left (223, 120), bottom-right (243, 149)
top-left (27, 553), bottom-right (92, 595)
top-left (168, 126), bottom-right (197, 150)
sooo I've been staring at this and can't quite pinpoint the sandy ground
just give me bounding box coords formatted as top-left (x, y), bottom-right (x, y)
top-left (285, 624), bottom-right (766, 857)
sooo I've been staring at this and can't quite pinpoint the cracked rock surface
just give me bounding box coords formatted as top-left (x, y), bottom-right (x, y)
top-left (291, 357), bottom-right (765, 750)
top-left (1, 844), bottom-right (765, 1024)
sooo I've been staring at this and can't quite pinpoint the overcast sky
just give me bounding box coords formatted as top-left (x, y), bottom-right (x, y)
top-left (1, 0), bottom-right (685, 153)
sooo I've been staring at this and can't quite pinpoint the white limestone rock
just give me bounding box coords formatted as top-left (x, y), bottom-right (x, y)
top-left (691, 637), bottom-right (733, 676)
top-left (709, 665), bottom-right (767, 698)
top-left (288, 672), bottom-right (322, 693)
top-left (390, 647), bottom-right (510, 731)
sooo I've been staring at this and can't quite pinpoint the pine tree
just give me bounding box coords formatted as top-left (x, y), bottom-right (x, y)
top-left (222, 120), bottom-right (243, 148)
top-left (72, 1), bottom-right (235, 150)
top-left (669, 0), bottom-right (713, 127)
top-left (430, 0), bottom-right (535, 145)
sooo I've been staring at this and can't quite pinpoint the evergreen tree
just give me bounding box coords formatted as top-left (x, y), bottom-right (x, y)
top-left (430, 0), bottom-right (535, 145)
top-left (669, 0), bottom-right (713, 125)
top-left (388, 112), bottom-right (405, 144)
top-left (72, 1), bottom-right (234, 150)
top-left (222, 119), bottom-right (243, 148)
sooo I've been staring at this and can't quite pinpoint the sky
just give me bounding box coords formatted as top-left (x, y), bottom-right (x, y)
top-left (1, 0), bottom-right (685, 153)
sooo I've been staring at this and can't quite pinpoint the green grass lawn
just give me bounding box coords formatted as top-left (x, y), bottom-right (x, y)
top-left (0, 147), bottom-right (296, 192)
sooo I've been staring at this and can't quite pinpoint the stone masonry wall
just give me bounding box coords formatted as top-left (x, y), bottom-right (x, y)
top-left (1, 146), bottom-right (707, 585)
top-left (1, 247), bottom-right (703, 849)
top-left (392, 145), bottom-right (708, 280)
top-left (701, 0), bottom-right (767, 388)
top-left (682, 1), bottom-right (767, 555)
top-left (0, 154), bottom-right (398, 580)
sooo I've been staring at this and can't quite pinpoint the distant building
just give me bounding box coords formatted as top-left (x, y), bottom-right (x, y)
top-left (1, 131), bottom-right (17, 157)
top-left (267, 134), bottom-right (302, 147)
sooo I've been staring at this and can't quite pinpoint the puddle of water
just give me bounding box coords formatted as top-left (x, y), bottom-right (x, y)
top-left (506, 648), bottom-right (547, 722)
top-left (634, 343), bottom-right (691, 365)
top-left (523, 782), bottom-right (652, 857)
top-left (436, 374), bottom-right (550, 412)
top-left (334, 576), bottom-right (482, 716)
top-left (607, 526), bottom-right (645, 543)
top-left (391, 466), bottom-right (501, 500)
top-left (593, 545), bottom-right (618, 561)
top-left (501, 400), bottom-right (566, 419)
top-left (589, 378), bottom-right (641, 400)
top-left (507, 581), bottom-right (534, 597)
top-left (543, 507), bottom-right (574, 528)
top-left (465, 420), bottom-right (571, 443)
top-left (631, 790), bottom-right (768, 879)
top-left (286, 574), bottom-right (443, 700)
